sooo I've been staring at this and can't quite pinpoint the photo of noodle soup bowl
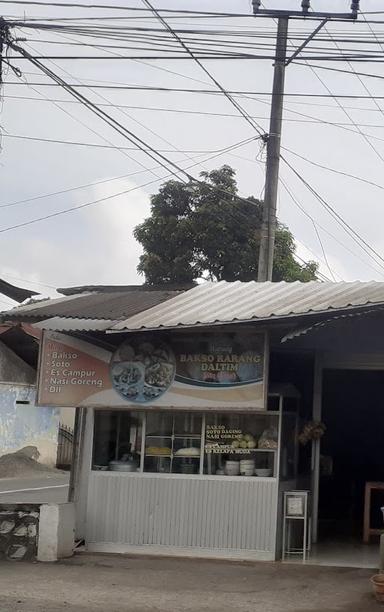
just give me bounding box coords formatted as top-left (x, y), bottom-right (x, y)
top-left (110, 339), bottom-right (176, 403)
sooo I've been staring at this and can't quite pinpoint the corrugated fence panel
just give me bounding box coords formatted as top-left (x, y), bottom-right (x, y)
top-left (86, 474), bottom-right (278, 553)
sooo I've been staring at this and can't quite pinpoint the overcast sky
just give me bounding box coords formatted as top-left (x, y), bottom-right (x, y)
top-left (0, 0), bottom-right (384, 307)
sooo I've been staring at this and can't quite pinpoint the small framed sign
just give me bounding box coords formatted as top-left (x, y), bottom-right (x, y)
top-left (282, 491), bottom-right (311, 561)
top-left (285, 491), bottom-right (309, 518)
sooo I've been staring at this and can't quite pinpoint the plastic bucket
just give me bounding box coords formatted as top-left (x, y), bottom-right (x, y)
top-left (371, 574), bottom-right (384, 602)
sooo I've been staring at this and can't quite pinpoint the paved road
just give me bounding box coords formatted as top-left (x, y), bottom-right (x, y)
top-left (0, 555), bottom-right (379, 611)
top-left (0, 474), bottom-right (69, 503)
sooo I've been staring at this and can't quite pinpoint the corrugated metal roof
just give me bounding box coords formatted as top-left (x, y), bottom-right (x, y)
top-left (32, 317), bottom-right (116, 332)
top-left (111, 281), bottom-right (384, 331)
top-left (1, 288), bottom-right (182, 322)
top-left (281, 307), bottom-right (384, 343)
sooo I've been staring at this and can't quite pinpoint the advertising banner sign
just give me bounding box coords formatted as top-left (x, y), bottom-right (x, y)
top-left (37, 330), bottom-right (266, 410)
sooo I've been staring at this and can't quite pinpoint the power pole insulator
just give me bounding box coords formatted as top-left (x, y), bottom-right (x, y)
top-left (301, 0), bottom-right (310, 12)
top-left (351, 1), bottom-right (360, 17)
top-left (252, 0), bottom-right (261, 14)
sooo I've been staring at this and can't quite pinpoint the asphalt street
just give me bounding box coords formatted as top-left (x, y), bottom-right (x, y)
top-left (0, 474), bottom-right (69, 503)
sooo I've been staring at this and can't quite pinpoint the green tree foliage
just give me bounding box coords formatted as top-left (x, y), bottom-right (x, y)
top-left (134, 165), bottom-right (318, 286)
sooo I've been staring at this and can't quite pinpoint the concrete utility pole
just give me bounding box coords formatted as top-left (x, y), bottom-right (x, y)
top-left (254, 1), bottom-right (360, 282)
top-left (257, 16), bottom-right (288, 282)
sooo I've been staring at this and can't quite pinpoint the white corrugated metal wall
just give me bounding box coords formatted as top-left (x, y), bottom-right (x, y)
top-left (86, 472), bottom-right (278, 558)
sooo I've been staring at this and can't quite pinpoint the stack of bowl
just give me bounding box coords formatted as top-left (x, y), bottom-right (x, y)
top-left (240, 459), bottom-right (255, 476)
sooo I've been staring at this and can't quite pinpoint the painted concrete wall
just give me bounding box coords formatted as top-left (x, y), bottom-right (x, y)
top-left (0, 341), bottom-right (59, 466)
top-left (0, 384), bottom-right (59, 466)
top-left (59, 406), bottom-right (76, 429)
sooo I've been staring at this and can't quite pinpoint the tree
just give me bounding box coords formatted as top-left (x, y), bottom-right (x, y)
top-left (134, 165), bottom-right (318, 286)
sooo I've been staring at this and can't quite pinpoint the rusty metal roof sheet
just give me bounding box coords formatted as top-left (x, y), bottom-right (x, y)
top-left (111, 281), bottom-right (384, 331)
top-left (1, 288), bottom-right (182, 322)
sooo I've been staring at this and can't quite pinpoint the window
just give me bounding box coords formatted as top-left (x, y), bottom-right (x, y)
top-left (92, 410), bottom-right (280, 477)
top-left (93, 411), bottom-right (142, 470)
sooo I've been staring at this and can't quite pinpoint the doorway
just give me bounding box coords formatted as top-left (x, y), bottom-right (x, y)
top-left (313, 369), bottom-right (384, 567)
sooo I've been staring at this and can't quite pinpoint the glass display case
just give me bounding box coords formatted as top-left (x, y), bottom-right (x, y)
top-left (92, 405), bottom-right (298, 479)
top-left (204, 413), bottom-right (278, 477)
top-left (144, 412), bottom-right (203, 474)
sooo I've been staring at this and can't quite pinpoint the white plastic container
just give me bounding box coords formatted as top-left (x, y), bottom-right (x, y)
top-left (225, 460), bottom-right (240, 476)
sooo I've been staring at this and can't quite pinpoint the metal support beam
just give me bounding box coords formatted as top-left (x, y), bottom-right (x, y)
top-left (285, 18), bottom-right (328, 66)
top-left (253, 10), bottom-right (356, 19)
top-left (251, 2), bottom-right (358, 20)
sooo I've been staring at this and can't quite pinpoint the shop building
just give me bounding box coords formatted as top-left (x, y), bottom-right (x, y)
top-left (4, 280), bottom-right (384, 566)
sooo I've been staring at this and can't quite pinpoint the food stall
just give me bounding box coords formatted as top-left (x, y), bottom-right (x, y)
top-left (37, 327), bottom-right (298, 560)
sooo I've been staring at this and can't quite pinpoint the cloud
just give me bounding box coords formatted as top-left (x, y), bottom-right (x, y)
top-left (0, 179), bottom-right (152, 295)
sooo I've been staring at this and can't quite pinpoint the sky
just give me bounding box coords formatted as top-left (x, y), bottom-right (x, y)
top-left (1, 0), bottom-right (384, 307)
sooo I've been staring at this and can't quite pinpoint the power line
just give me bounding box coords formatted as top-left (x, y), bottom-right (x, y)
top-left (10, 43), bottom-right (192, 182)
top-left (9, 39), bottom-right (271, 215)
top-left (278, 177), bottom-right (338, 281)
top-left (0, 0), bottom-right (377, 24)
top-left (42, 33), bottom-right (244, 173)
top-left (0, 163), bottom-right (188, 210)
top-left (8, 53), bottom-right (384, 60)
top-left (3, 131), bottom-right (255, 153)
top-left (228, 147), bottom-right (384, 278)
top-left (8, 81), bottom-right (384, 99)
top-left (6, 18), bottom-right (384, 62)
top-left (0, 1), bottom-right (252, 17)
top-left (23, 34), bottom-right (269, 207)
top-left (6, 92), bottom-right (384, 128)
top-left (24, 79), bottom-right (164, 179)
top-left (0, 177), bottom-right (177, 235)
top-left (282, 156), bottom-right (384, 274)
top-left (319, 23), bottom-right (384, 166)
top-left (281, 146), bottom-right (384, 193)
top-left (0, 40), bottom-right (280, 256)
top-left (141, 0), bottom-right (266, 139)
top-left (0, 136), bottom-right (264, 233)
top-left (279, 175), bottom-right (384, 279)
top-left (293, 61), bottom-right (384, 84)
top-left (294, 253), bottom-right (332, 282)
top-left (8, 92), bottom-right (384, 142)
top-left (3, 4), bottom-right (384, 280)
